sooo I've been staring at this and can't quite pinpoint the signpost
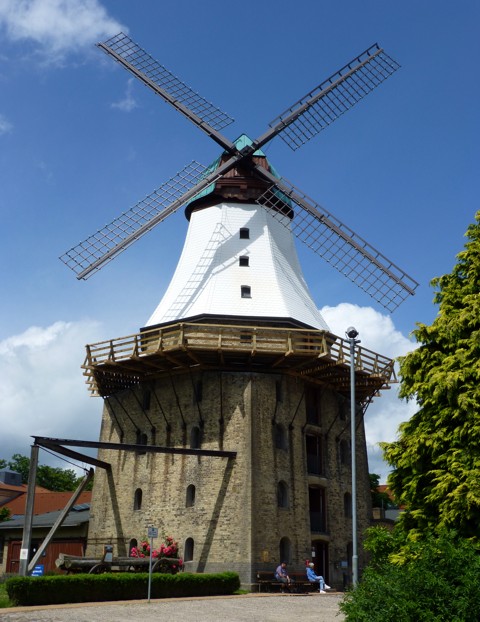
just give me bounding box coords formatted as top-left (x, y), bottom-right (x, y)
top-left (147, 526), bottom-right (158, 603)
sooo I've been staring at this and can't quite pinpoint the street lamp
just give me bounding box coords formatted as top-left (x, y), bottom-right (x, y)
top-left (346, 326), bottom-right (360, 587)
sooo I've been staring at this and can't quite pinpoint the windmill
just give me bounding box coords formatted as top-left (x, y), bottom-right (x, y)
top-left (60, 33), bottom-right (418, 314)
top-left (66, 34), bottom-right (412, 588)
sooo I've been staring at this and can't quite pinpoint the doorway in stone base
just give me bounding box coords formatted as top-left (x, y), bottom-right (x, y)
top-left (310, 540), bottom-right (329, 581)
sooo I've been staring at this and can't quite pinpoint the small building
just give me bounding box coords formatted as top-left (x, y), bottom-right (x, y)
top-left (0, 471), bottom-right (91, 574)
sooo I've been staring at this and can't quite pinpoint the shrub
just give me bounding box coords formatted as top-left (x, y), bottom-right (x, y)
top-left (340, 530), bottom-right (480, 621)
top-left (6, 571), bottom-right (240, 606)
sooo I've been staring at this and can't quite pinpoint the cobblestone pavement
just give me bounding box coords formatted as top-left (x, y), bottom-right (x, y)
top-left (0, 593), bottom-right (345, 622)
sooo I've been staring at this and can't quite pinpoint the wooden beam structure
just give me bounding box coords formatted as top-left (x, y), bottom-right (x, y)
top-left (81, 321), bottom-right (396, 403)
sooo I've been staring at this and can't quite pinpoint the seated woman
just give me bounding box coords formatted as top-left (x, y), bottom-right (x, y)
top-left (306, 562), bottom-right (331, 593)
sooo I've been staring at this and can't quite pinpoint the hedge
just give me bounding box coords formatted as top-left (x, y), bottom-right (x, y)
top-left (6, 571), bottom-right (240, 606)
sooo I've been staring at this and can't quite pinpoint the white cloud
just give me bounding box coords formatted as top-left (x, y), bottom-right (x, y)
top-left (0, 320), bottom-right (106, 469)
top-left (0, 113), bottom-right (13, 135)
top-left (0, 0), bottom-right (125, 62)
top-left (321, 302), bottom-right (415, 358)
top-left (320, 303), bottom-right (418, 482)
top-left (111, 77), bottom-right (138, 112)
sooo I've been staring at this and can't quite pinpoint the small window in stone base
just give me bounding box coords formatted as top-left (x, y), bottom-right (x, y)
top-left (279, 536), bottom-right (291, 564)
top-left (277, 480), bottom-right (289, 508)
top-left (339, 439), bottom-right (350, 466)
top-left (134, 488), bottom-right (143, 511)
top-left (274, 423), bottom-right (287, 450)
top-left (142, 389), bottom-right (151, 410)
top-left (344, 492), bottom-right (352, 518)
top-left (241, 285), bottom-right (251, 298)
top-left (190, 426), bottom-right (201, 449)
top-left (186, 484), bottom-right (196, 507)
top-left (184, 537), bottom-right (194, 562)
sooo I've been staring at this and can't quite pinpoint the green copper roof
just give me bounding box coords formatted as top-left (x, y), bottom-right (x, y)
top-left (233, 133), bottom-right (265, 156)
top-left (187, 134), bottom-right (277, 206)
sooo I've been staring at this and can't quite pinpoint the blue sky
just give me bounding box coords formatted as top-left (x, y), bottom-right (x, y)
top-left (0, 0), bottom-right (478, 481)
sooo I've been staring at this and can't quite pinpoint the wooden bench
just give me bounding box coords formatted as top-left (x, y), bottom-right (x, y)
top-left (255, 570), bottom-right (318, 593)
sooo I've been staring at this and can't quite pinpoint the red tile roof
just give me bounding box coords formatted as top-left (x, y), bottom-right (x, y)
top-left (0, 482), bottom-right (50, 494)
top-left (4, 490), bottom-right (92, 516)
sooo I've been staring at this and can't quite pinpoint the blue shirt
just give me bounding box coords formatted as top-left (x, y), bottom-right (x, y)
top-left (306, 567), bottom-right (321, 581)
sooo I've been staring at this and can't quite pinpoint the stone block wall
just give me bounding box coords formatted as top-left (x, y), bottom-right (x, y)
top-left (87, 369), bottom-right (372, 587)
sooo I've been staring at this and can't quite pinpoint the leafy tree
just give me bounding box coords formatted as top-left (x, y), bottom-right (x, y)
top-left (0, 458), bottom-right (6, 469)
top-left (0, 507), bottom-right (11, 522)
top-left (3, 454), bottom-right (92, 492)
top-left (382, 211), bottom-right (480, 540)
top-left (341, 529), bottom-right (480, 621)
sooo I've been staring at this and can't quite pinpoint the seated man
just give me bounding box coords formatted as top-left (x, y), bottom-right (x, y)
top-left (306, 562), bottom-right (331, 593)
top-left (275, 561), bottom-right (291, 592)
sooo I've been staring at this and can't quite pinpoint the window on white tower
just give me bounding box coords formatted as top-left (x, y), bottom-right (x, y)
top-left (241, 286), bottom-right (251, 298)
top-left (239, 228), bottom-right (250, 239)
top-left (239, 256), bottom-right (249, 267)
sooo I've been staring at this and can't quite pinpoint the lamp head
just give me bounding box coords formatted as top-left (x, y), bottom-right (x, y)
top-left (346, 326), bottom-right (359, 339)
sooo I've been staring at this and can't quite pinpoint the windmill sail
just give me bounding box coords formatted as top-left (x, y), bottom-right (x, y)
top-left (98, 33), bottom-right (235, 151)
top-left (261, 44), bottom-right (400, 151)
top-left (60, 162), bottom-right (208, 279)
top-left (255, 177), bottom-right (418, 312)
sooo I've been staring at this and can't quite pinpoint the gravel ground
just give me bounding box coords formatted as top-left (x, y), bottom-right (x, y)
top-left (0, 592), bottom-right (345, 622)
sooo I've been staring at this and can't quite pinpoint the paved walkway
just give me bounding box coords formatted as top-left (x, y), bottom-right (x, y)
top-left (0, 592), bottom-right (345, 621)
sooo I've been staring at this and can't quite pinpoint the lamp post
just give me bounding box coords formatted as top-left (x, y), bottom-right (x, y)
top-left (346, 326), bottom-right (360, 587)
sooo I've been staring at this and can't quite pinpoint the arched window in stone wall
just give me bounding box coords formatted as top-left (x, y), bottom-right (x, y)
top-left (305, 386), bottom-right (322, 426)
top-left (344, 492), bottom-right (352, 518)
top-left (275, 379), bottom-right (283, 403)
top-left (136, 430), bottom-right (148, 455)
top-left (277, 481), bottom-right (289, 508)
top-left (279, 537), bottom-right (291, 563)
top-left (193, 380), bottom-right (203, 403)
top-left (309, 486), bottom-right (326, 533)
top-left (274, 423), bottom-right (287, 450)
top-left (339, 439), bottom-right (350, 466)
top-left (338, 395), bottom-right (349, 421)
top-left (190, 426), bottom-right (201, 449)
top-left (142, 389), bottom-right (151, 411)
top-left (128, 539), bottom-right (138, 555)
top-left (306, 434), bottom-right (323, 475)
top-left (186, 484), bottom-right (196, 507)
top-left (346, 542), bottom-right (353, 571)
top-left (184, 537), bottom-right (194, 562)
top-left (134, 488), bottom-right (142, 511)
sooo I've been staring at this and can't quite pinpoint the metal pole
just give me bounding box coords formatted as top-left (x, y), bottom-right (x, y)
top-left (147, 525), bottom-right (158, 603)
top-left (148, 534), bottom-right (153, 603)
top-left (346, 327), bottom-right (360, 587)
top-left (19, 444), bottom-right (39, 576)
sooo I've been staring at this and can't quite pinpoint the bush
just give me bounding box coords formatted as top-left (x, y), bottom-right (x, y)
top-left (340, 530), bottom-right (480, 621)
top-left (6, 571), bottom-right (240, 606)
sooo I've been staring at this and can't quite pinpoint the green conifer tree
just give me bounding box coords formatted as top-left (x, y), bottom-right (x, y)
top-left (382, 211), bottom-right (480, 539)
